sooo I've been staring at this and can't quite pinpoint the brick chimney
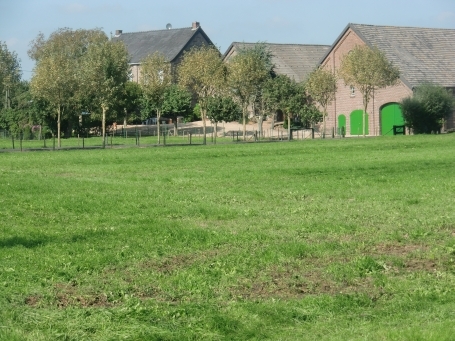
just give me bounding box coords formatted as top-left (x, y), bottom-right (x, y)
top-left (191, 22), bottom-right (200, 30)
top-left (115, 30), bottom-right (122, 36)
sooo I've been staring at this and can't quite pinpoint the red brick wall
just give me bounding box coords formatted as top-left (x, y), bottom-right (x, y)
top-left (322, 28), bottom-right (413, 136)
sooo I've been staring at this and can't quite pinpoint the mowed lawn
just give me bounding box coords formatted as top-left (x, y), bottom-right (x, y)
top-left (1, 135), bottom-right (455, 341)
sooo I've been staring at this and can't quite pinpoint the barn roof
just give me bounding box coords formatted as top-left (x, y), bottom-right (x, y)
top-left (322, 23), bottom-right (455, 88)
top-left (224, 42), bottom-right (330, 82)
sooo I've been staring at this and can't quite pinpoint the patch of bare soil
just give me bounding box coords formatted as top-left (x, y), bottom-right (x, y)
top-left (54, 283), bottom-right (111, 308)
top-left (227, 263), bottom-right (383, 300)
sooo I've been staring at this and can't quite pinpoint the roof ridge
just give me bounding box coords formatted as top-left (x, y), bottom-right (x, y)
top-left (233, 42), bottom-right (330, 47)
top-left (350, 23), bottom-right (455, 31)
top-left (118, 27), bottom-right (192, 35)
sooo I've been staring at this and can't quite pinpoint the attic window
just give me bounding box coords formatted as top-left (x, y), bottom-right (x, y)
top-left (350, 85), bottom-right (355, 97)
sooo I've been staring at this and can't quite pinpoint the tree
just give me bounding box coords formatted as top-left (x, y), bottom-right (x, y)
top-left (80, 37), bottom-right (130, 147)
top-left (178, 46), bottom-right (226, 145)
top-left (118, 81), bottom-right (142, 127)
top-left (29, 28), bottom-right (106, 147)
top-left (305, 67), bottom-right (337, 138)
top-left (401, 83), bottom-right (455, 134)
top-left (206, 95), bottom-right (242, 143)
top-left (339, 45), bottom-right (400, 137)
top-left (0, 41), bottom-right (21, 110)
top-left (228, 44), bottom-right (272, 140)
top-left (263, 75), bottom-right (304, 140)
top-left (139, 52), bottom-right (172, 144)
top-left (162, 84), bottom-right (192, 133)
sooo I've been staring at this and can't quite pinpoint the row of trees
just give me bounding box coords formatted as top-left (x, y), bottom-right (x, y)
top-left (2, 30), bottom-right (453, 144)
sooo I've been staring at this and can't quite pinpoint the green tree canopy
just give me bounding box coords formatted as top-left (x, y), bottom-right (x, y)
top-left (305, 67), bottom-right (337, 137)
top-left (339, 45), bottom-right (400, 136)
top-left (0, 41), bottom-right (21, 110)
top-left (140, 52), bottom-right (172, 144)
top-left (206, 95), bottom-right (242, 143)
top-left (29, 28), bottom-right (106, 147)
top-left (228, 44), bottom-right (272, 140)
top-left (401, 83), bottom-right (455, 134)
top-left (263, 75), bottom-right (305, 140)
top-left (178, 46), bottom-right (226, 144)
top-left (162, 84), bottom-right (192, 131)
top-left (80, 37), bottom-right (130, 147)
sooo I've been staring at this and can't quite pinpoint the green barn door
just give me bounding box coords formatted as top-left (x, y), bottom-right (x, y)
top-left (338, 114), bottom-right (346, 136)
top-left (381, 103), bottom-right (404, 136)
top-left (350, 110), bottom-right (369, 135)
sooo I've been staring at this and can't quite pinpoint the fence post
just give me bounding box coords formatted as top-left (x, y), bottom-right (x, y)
top-left (83, 136), bottom-right (85, 149)
top-left (189, 132), bottom-right (192, 145)
top-left (111, 133), bottom-right (113, 148)
top-left (332, 127), bottom-right (335, 138)
top-left (12, 134), bottom-right (14, 150)
top-left (53, 135), bottom-right (55, 150)
top-left (20, 132), bottom-right (23, 152)
top-left (311, 128), bottom-right (314, 139)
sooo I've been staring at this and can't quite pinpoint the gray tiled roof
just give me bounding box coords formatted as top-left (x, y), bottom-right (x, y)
top-left (350, 24), bottom-right (455, 88)
top-left (112, 27), bottom-right (206, 64)
top-left (224, 43), bottom-right (330, 83)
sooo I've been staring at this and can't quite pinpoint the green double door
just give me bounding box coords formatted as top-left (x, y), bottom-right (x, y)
top-left (381, 103), bottom-right (404, 136)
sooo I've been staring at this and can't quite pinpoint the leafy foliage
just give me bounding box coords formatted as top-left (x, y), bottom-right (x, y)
top-left (0, 41), bottom-right (21, 109)
top-left (140, 52), bottom-right (172, 143)
top-left (178, 46), bottom-right (226, 144)
top-left (306, 67), bottom-right (337, 136)
top-left (401, 83), bottom-right (455, 133)
top-left (29, 28), bottom-right (107, 146)
top-left (162, 85), bottom-right (193, 127)
top-left (339, 45), bottom-right (400, 136)
top-left (80, 38), bottom-right (130, 145)
top-left (228, 44), bottom-right (272, 139)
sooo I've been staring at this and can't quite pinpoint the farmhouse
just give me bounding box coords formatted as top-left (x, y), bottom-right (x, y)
top-left (112, 22), bottom-right (214, 82)
top-left (319, 23), bottom-right (455, 136)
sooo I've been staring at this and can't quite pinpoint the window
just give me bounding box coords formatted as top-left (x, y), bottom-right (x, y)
top-left (350, 85), bottom-right (355, 97)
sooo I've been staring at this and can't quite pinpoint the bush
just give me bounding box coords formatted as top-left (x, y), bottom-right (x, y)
top-left (401, 83), bottom-right (455, 134)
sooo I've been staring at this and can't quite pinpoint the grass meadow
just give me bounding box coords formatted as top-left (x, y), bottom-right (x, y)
top-left (1, 134), bottom-right (455, 340)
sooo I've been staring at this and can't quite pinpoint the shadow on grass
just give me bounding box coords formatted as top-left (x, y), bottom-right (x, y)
top-left (0, 236), bottom-right (48, 248)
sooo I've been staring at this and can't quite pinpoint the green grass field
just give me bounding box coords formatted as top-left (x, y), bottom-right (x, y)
top-left (1, 135), bottom-right (455, 340)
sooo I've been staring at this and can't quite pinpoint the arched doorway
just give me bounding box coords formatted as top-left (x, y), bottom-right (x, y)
top-left (350, 110), bottom-right (369, 135)
top-left (381, 103), bottom-right (404, 136)
top-left (338, 114), bottom-right (346, 136)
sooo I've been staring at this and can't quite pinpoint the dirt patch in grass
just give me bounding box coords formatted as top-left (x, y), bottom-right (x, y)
top-left (372, 243), bottom-right (427, 257)
top-left (141, 248), bottom-right (230, 274)
top-left (25, 295), bottom-right (41, 307)
top-left (54, 283), bottom-right (111, 308)
top-left (227, 262), bottom-right (382, 300)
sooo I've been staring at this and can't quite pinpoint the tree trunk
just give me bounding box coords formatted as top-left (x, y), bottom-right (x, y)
top-left (322, 110), bottom-right (326, 139)
top-left (243, 106), bottom-right (247, 141)
top-left (202, 110), bottom-right (207, 145)
top-left (288, 115), bottom-right (291, 141)
top-left (102, 105), bottom-right (106, 148)
top-left (257, 115), bottom-right (263, 139)
top-left (214, 121), bottom-right (217, 144)
top-left (57, 105), bottom-right (61, 148)
top-left (123, 108), bottom-right (127, 128)
top-left (157, 110), bottom-right (161, 145)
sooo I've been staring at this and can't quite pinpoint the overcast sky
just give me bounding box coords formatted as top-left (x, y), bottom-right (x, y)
top-left (1, 0), bottom-right (454, 80)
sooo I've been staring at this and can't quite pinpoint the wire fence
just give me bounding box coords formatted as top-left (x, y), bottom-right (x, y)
top-left (0, 124), bottom-right (343, 152)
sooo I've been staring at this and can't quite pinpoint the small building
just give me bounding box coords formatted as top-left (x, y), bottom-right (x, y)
top-left (112, 22), bottom-right (214, 82)
top-left (319, 23), bottom-right (455, 136)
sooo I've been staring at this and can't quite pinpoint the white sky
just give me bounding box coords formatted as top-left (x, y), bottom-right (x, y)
top-left (1, 0), bottom-right (454, 80)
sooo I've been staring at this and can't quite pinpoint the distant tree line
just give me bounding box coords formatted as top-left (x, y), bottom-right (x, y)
top-left (1, 29), bottom-right (453, 147)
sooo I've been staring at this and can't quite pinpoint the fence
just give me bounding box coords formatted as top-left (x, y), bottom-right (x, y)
top-left (0, 124), bottom-right (344, 152)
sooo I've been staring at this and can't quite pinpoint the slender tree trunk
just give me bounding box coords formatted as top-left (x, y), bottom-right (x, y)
top-left (202, 110), bottom-right (207, 145)
top-left (258, 116), bottom-right (263, 139)
top-left (214, 121), bottom-right (217, 144)
top-left (102, 105), bottom-right (106, 148)
top-left (288, 115), bottom-right (291, 141)
top-left (157, 110), bottom-right (161, 145)
top-left (363, 99), bottom-right (367, 138)
top-left (243, 105), bottom-right (247, 141)
top-left (57, 105), bottom-right (61, 148)
top-left (123, 108), bottom-right (127, 128)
